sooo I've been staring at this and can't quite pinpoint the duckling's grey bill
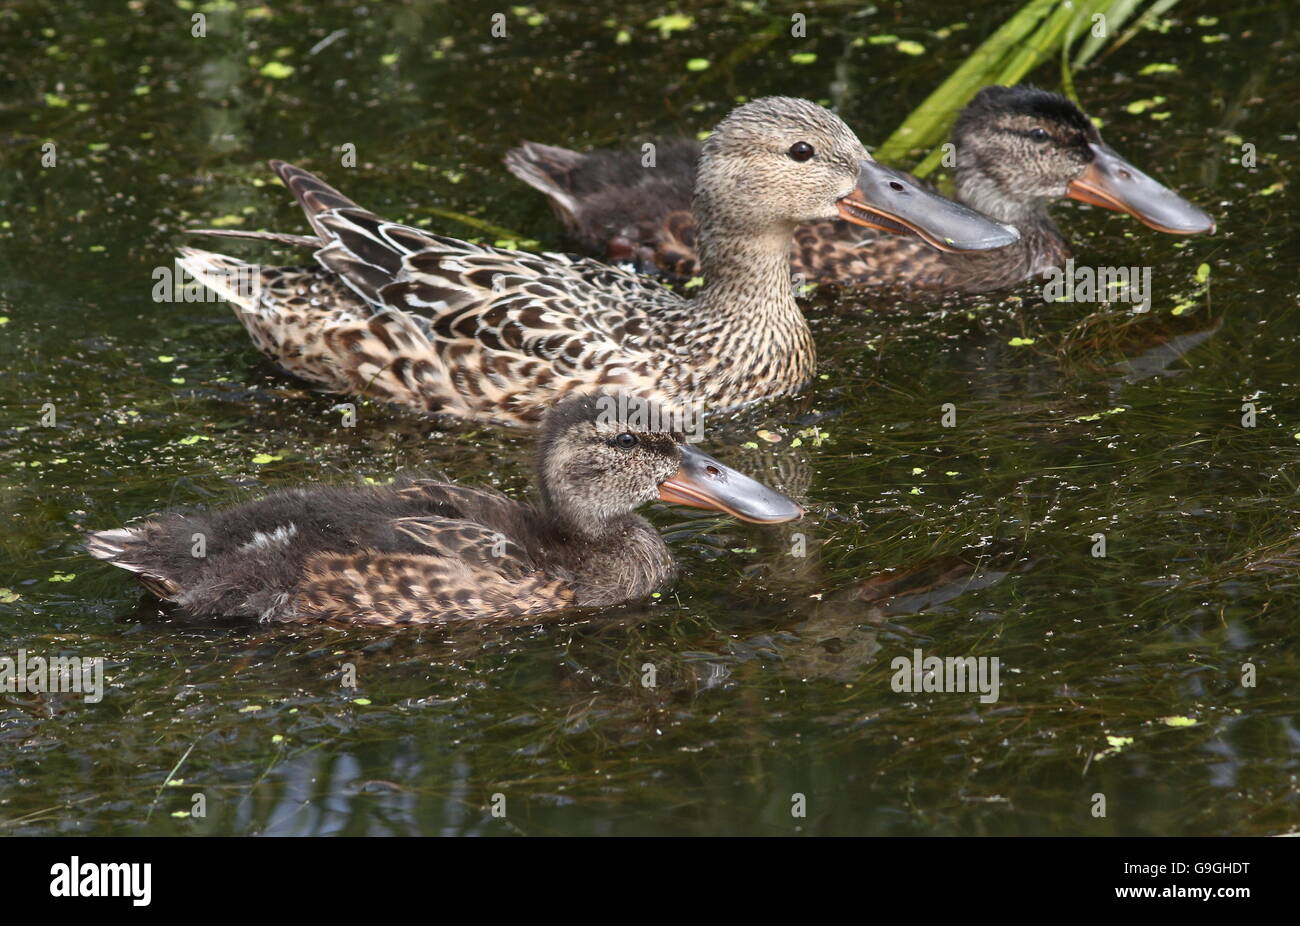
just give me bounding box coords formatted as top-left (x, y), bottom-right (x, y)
top-left (1067, 143), bottom-right (1214, 235)
top-left (657, 445), bottom-right (803, 524)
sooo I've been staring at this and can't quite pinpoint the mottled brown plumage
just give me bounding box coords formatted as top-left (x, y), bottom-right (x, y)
top-left (180, 98), bottom-right (991, 427)
top-left (85, 394), bottom-right (802, 625)
top-left (506, 85), bottom-right (1212, 294)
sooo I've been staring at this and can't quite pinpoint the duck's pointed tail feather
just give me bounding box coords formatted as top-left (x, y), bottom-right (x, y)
top-left (176, 247), bottom-right (263, 312)
top-left (185, 228), bottom-right (321, 248)
top-left (269, 159), bottom-right (379, 241)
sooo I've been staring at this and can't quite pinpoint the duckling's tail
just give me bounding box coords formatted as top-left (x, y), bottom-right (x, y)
top-left (85, 527), bottom-right (182, 601)
top-left (504, 141), bottom-right (587, 225)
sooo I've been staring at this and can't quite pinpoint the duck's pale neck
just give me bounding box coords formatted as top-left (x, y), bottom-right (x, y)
top-left (687, 193), bottom-right (816, 391)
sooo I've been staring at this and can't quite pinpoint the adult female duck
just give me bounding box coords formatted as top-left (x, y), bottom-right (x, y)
top-left (180, 97), bottom-right (1015, 428)
top-left (506, 85), bottom-right (1213, 294)
top-left (86, 394), bottom-right (802, 625)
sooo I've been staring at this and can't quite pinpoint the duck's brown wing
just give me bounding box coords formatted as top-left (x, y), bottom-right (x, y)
top-left (296, 515), bottom-right (574, 624)
top-left (187, 161), bottom-right (693, 426)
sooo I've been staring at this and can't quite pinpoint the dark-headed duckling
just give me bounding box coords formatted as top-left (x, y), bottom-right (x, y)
top-left (179, 97), bottom-right (1014, 428)
top-left (85, 394), bottom-right (802, 625)
top-left (506, 85), bottom-right (1213, 294)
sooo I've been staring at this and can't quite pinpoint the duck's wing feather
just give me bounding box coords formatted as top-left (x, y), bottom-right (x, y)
top-left (291, 196), bottom-right (688, 419)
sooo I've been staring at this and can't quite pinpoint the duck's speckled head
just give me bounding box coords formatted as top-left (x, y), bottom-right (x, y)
top-left (697, 96), bottom-right (868, 229)
top-left (537, 392), bottom-right (802, 537)
top-left (954, 85), bottom-right (1213, 234)
top-left (695, 96), bottom-right (1021, 253)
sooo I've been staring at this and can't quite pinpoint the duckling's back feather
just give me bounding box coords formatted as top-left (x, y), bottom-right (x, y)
top-left (504, 140), bottom-right (703, 265)
top-left (85, 479), bottom-right (583, 624)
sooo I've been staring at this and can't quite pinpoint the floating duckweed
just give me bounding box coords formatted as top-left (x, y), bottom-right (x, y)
top-left (238, 705), bottom-right (263, 713)
top-left (208, 214), bottom-right (245, 228)
top-left (1008, 337), bottom-right (1035, 347)
top-left (896, 40), bottom-right (926, 56)
top-left (686, 58), bottom-right (710, 72)
top-left (44, 93), bottom-right (70, 107)
top-left (0, 589), bottom-right (19, 603)
top-left (648, 13), bottom-right (693, 37)
top-left (49, 572), bottom-right (76, 583)
top-left (1195, 263), bottom-right (1211, 283)
top-left (1159, 715), bottom-right (1198, 727)
top-left (1096, 734), bottom-right (1135, 759)
top-left (1138, 62), bottom-right (1179, 75)
top-left (790, 52), bottom-right (817, 65)
top-left (353, 698), bottom-right (372, 706)
top-left (868, 34), bottom-right (899, 44)
top-left (259, 61), bottom-right (294, 79)
top-left (250, 453), bottom-right (281, 464)
top-left (1124, 96), bottom-right (1166, 115)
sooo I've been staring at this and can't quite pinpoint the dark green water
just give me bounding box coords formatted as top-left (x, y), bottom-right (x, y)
top-left (1, 0), bottom-right (1297, 835)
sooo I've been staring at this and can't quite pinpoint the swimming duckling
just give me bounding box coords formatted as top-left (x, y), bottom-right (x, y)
top-left (179, 97), bottom-right (1015, 427)
top-left (506, 85), bottom-right (1213, 293)
top-left (85, 394), bottom-right (802, 625)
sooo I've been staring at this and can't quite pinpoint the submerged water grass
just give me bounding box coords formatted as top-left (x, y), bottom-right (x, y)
top-left (0, 0), bottom-right (1297, 835)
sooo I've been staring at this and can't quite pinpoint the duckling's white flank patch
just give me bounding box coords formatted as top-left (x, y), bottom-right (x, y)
top-left (239, 523), bottom-right (299, 553)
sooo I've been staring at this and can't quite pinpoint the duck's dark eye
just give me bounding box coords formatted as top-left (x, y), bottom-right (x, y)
top-left (1028, 127), bottom-right (1051, 142)
top-left (614, 433), bottom-right (638, 449)
top-left (787, 141), bottom-right (815, 162)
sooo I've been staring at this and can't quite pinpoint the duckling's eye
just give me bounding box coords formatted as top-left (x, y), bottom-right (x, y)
top-left (614, 433), bottom-right (639, 449)
top-left (1028, 127), bottom-right (1051, 143)
top-left (787, 141), bottom-right (815, 162)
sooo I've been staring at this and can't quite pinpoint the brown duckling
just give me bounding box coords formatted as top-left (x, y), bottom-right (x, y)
top-left (85, 394), bottom-right (802, 625)
top-left (506, 85), bottom-right (1214, 294)
top-left (179, 97), bottom-right (1015, 428)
